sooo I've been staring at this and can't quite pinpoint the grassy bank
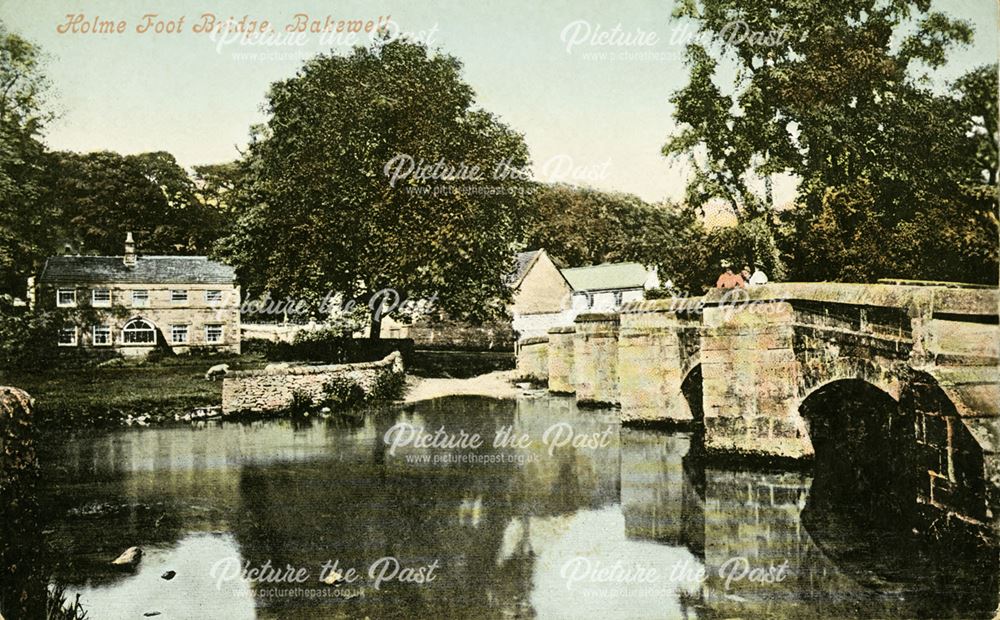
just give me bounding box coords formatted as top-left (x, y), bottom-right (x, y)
top-left (0, 355), bottom-right (265, 428)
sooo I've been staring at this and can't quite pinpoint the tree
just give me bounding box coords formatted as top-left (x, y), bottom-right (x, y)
top-left (665, 0), bottom-right (998, 284)
top-left (521, 183), bottom-right (703, 289)
top-left (220, 38), bottom-right (532, 335)
top-left (43, 150), bottom-right (222, 256)
top-left (0, 22), bottom-right (54, 296)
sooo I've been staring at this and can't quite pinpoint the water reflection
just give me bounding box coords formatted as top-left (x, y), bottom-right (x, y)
top-left (32, 395), bottom-right (996, 619)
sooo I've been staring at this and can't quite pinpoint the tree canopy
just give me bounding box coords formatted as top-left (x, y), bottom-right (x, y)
top-left (665, 0), bottom-right (998, 284)
top-left (219, 38), bottom-right (532, 333)
top-left (521, 183), bottom-right (703, 288)
top-left (0, 23), bottom-right (52, 295)
top-left (43, 150), bottom-right (223, 257)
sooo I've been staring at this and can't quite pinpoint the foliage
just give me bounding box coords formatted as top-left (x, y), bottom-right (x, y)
top-left (220, 38), bottom-right (532, 335)
top-left (46, 586), bottom-right (89, 620)
top-left (665, 0), bottom-right (998, 284)
top-left (0, 23), bottom-right (54, 296)
top-left (0, 295), bottom-right (58, 369)
top-left (245, 333), bottom-right (414, 365)
top-left (320, 375), bottom-right (366, 409)
top-left (521, 183), bottom-right (704, 284)
top-left (42, 150), bottom-right (224, 257)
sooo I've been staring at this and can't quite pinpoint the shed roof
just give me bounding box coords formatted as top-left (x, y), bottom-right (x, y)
top-left (561, 262), bottom-right (649, 292)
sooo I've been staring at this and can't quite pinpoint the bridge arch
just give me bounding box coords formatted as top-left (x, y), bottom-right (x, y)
top-left (799, 378), bottom-right (913, 523)
top-left (799, 355), bottom-right (903, 405)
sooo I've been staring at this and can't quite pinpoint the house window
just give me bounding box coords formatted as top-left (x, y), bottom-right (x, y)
top-left (92, 288), bottom-right (111, 307)
top-left (92, 325), bottom-right (112, 346)
top-left (205, 324), bottom-right (224, 344)
top-left (613, 291), bottom-right (623, 306)
top-left (171, 289), bottom-right (188, 303)
top-left (171, 324), bottom-right (189, 344)
top-left (205, 290), bottom-right (223, 304)
top-left (122, 318), bottom-right (156, 345)
top-left (586, 293), bottom-right (594, 309)
top-left (57, 289), bottom-right (76, 307)
top-left (132, 290), bottom-right (149, 307)
top-left (58, 326), bottom-right (77, 346)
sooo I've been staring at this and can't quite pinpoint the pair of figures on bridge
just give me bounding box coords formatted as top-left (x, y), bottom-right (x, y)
top-left (716, 260), bottom-right (768, 289)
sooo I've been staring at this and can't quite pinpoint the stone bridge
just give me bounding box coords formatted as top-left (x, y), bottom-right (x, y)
top-left (517, 282), bottom-right (1000, 543)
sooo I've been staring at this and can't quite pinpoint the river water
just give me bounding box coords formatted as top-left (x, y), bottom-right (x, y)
top-left (33, 395), bottom-right (996, 619)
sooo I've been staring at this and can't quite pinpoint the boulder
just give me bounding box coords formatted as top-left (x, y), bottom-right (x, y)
top-left (205, 364), bottom-right (230, 381)
top-left (111, 546), bottom-right (143, 568)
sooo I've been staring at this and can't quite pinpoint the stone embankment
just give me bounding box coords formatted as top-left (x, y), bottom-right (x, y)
top-left (222, 352), bottom-right (405, 415)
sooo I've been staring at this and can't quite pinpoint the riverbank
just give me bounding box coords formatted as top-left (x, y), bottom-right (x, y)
top-left (0, 355), bottom-right (263, 428)
top-left (0, 354), bottom-right (528, 428)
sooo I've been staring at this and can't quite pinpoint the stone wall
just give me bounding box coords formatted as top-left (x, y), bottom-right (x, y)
top-left (222, 352), bottom-right (404, 416)
top-left (573, 312), bottom-right (619, 406)
top-left (515, 336), bottom-right (548, 383)
top-left (547, 326), bottom-right (576, 394)
top-left (381, 320), bottom-right (515, 351)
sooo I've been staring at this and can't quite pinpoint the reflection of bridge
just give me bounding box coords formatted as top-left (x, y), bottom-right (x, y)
top-left (620, 429), bottom-right (997, 618)
top-left (519, 283), bottom-right (999, 544)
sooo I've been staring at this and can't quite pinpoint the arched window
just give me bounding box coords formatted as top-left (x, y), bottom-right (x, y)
top-left (122, 318), bottom-right (156, 344)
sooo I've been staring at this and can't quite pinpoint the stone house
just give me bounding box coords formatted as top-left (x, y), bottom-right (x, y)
top-left (508, 252), bottom-right (660, 338)
top-left (31, 233), bottom-right (241, 355)
top-left (507, 249), bottom-right (575, 339)
top-left (382, 250), bottom-right (659, 342)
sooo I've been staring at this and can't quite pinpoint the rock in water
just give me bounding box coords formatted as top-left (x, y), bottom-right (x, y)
top-left (161, 570), bottom-right (176, 580)
top-left (111, 546), bottom-right (143, 568)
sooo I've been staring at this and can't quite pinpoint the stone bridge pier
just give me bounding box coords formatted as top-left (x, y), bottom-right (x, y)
top-left (697, 285), bottom-right (999, 545)
top-left (617, 299), bottom-right (701, 423)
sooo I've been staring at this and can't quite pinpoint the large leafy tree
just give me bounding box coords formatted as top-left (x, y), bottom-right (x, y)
top-left (665, 0), bottom-right (998, 284)
top-left (221, 38), bottom-right (531, 335)
top-left (0, 22), bottom-right (53, 296)
top-left (43, 150), bottom-right (222, 256)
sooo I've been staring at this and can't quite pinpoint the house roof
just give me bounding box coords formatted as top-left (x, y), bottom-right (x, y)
top-left (561, 262), bottom-right (649, 292)
top-left (506, 250), bottom-right (542, 288)
top-left (38, 255), bottom-right (236, 285)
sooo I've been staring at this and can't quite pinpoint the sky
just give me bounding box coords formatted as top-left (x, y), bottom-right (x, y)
top-left (0, 0), bottom-right (996, 206)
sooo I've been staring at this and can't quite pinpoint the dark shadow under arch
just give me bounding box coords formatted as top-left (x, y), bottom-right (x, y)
top-left (679, 363), bottom-right (703, 425)
top-left (799, 378), bottom-right (997, 617)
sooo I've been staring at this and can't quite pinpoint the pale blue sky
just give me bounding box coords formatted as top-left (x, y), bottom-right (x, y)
top-left (0, 0), bottom-right (995, 204)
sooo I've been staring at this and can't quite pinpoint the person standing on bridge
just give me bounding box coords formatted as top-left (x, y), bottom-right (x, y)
top-left (749, 265), bottom-right (769, 286)
top-left (715, 261), bottom-right (746, 289)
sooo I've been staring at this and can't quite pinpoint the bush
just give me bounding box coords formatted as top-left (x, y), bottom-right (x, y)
top-left (321, 375), bottom-right (366, 409)
top-left (0, 297), bottom-right (58, 370)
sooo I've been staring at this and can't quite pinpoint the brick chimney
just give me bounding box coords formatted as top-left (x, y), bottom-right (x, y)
top-left (124, 232), bottom-right (136, 267)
